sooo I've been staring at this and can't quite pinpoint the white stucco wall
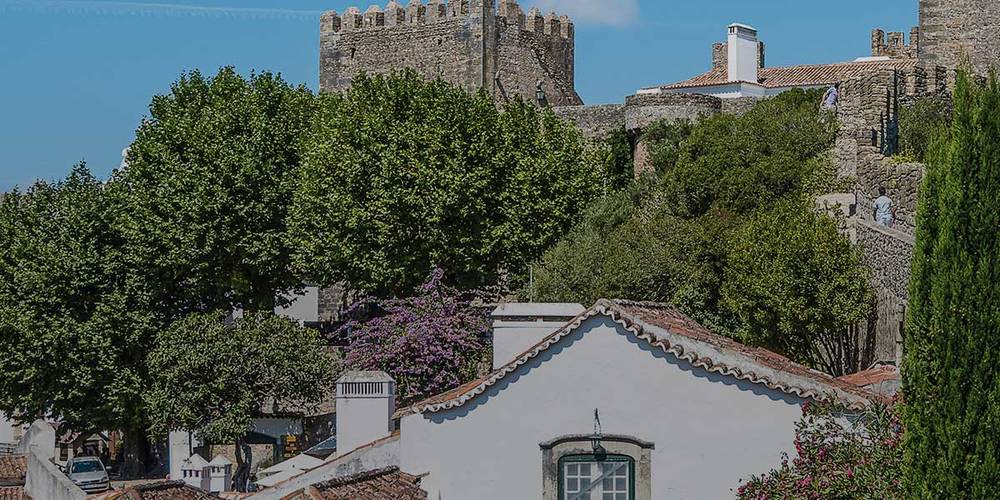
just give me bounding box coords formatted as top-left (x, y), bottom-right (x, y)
top-left (0, 413), bottom-right (15, 445)
top-left (399, 316), bottom-right (806, 499)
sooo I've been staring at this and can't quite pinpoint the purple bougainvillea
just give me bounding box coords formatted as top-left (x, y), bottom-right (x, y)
top-left (339, 268), bottom-right (490, 405)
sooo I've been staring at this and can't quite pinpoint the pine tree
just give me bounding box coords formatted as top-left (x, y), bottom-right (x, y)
top-left (903, 70), bottom-right (1000, 498)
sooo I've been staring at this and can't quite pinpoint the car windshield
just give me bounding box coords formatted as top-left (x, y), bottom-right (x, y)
top-left (71, 460), bottom-right (103, 473)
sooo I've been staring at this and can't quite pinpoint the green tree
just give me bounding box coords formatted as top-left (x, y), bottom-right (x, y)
top-left (903, 71), bottom-right (1000, 498)
top-left (289, 70), bottom-right (599, 297)
top-left (722, 198), bottom-right (872, 376)
top-left (661, 88), bottom-right (835, 217)
top-left (146, 311), bottom-right (339, 491)
top-left (0, 165), bottom-right (156, 468)
top-left (899, 96), bottom-right (951, 162)
top-left (114, 67), bottom-right (317, 314)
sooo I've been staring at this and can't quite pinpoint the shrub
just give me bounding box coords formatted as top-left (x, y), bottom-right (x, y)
top-left (339, 268), bottom-right (490, 405)
top-left (899, 97), bottom-right (951, 162)
top-left (738, 400), bottom-right (904, 500)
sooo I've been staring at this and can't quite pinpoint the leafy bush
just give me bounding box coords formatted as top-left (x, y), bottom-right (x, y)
top-left (339, 268), bottom-right (490, 405)
top-left (738, 400), bottom-right (904, 500)
top-left (660, 88), bottom-right (836, 217)
top-left (722, 198), bottom-right (872, 376)
top-left (899, 97), bottom-right (951, 162)
top-left (529, 90), bottom-right (867, 370)
top-left (642, 118), bottom-right (693, 177)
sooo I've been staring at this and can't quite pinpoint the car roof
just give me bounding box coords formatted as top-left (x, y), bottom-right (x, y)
top-left (70, 456), bottom-right (102, 462)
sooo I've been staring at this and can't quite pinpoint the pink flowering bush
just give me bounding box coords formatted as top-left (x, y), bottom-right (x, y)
top-left (339, 268), bottom-right (490, 405)
top-left (737, 399), bottom-right (903, 500)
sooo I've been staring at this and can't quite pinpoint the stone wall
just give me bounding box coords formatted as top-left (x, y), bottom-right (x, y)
top-left (319, 0), bottom-right (581, 106)
top-left (919, 0), bottom-right (1000, 75)
top-left (552, 104), bottom-right (625, 139)
top-left (623, 92), bottom-right (722, 133)
top-left (855, 219), bottom-right (915, 364)
top-left (871, 28), bottom-right (919, 59)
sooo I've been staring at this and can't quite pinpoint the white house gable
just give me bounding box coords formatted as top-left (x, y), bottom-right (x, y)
top-left (400, 313), bottom-right (814, 499)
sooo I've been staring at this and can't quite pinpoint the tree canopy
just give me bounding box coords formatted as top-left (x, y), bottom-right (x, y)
top-left (289, 70), bottom-right (601, 297)
top-left (114, 67), bottom-right (317, 314)
top-left (0, 165), bottom-right (150, 433)
top-left (903, 71), bottom-right (1000, 497)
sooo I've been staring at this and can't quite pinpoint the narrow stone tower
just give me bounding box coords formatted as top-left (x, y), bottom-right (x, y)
top-left (918, 0), bottom-right (1000, 74)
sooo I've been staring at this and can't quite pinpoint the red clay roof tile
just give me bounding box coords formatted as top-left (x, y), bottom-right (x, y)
top-left (656, 59), bottom-right (916, 90)
top-left (307, 467), bottom-right (426, 499)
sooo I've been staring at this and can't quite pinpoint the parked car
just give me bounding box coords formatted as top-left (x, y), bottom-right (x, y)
top-left (64, 456), bottom-right (111, 493)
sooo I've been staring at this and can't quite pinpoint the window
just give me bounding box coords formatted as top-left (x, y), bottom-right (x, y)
top-left (559, 454), bottom-right (634, 500)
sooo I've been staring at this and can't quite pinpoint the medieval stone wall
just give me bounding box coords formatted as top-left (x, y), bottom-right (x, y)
top-left (319, 0), bottom-right (580, 105)
top-left (495, 5), bottom-right (579, 106)
top-left (855, 220), bottom-right (914, 364)
top-left (552, 104), bottom-right (625, 139)
top-left (919, 0), bottom-right (1000, 74)
top-left (871, 28), bottom-right (919, 59)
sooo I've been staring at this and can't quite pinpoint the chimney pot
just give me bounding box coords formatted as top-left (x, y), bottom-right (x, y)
top-left (335, 371), bottom-right (396, 456)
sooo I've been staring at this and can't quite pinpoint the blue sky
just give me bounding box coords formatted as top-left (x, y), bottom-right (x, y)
top-left (0, 0), bottom-right (916, 190)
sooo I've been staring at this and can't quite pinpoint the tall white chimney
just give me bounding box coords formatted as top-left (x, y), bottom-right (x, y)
top-left (491, 303), bottom-right (585, 369)
top-left (727, 23), bottom-right (759, 83)
top-left (335, 371), bottom-right (395, 456)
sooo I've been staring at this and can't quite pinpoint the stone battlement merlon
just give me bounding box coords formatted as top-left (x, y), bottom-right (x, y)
top-left (871, 27), bottom-right (919, 59)
top-left (321, 0), bottom-right (572, 39)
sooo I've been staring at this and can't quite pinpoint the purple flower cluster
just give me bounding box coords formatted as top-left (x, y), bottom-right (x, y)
top-left (339, 268), bottom-right (490, 405)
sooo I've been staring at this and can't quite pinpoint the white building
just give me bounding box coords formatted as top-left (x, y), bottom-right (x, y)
top-left (252, 300), bottom-right (877, 499)
top-left (638, 23), bottom-right (915, 99)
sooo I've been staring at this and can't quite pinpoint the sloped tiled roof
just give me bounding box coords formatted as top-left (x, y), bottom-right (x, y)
top-left (402, 300), bottom-right (880, 416)
top-left (306, 467), bottom-right (426, 499)
top-left (106, 480), bottom-right (222, 499)
top-left (0, 456), bottom-right (26, 500)
top-left (838, 365), bottom-right (899, 387)
top-left (655, 59), bottom-right (917, 91)
top-left (0, 456), bottom-right (25, 487)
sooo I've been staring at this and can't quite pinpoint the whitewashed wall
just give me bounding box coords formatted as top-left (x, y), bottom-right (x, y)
top-left (400, 316), bottom-right (806, 499)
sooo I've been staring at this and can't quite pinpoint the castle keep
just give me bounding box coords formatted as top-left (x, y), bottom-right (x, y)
top-left (319, 0), bottom-right (582, 106)
top-left (919, 0), bottom-right (1000, 74)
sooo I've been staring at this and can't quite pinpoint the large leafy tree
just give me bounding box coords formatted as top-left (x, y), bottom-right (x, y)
top-left (722, 198), bottom-right (872, 376)
top-left (146, 311), bottom-right (339, 490)
top-left (903, 71), bottom-right (1000, 497)
top-left (289, 70), bottom-right (600, 296)
top-left (530, 90), bottom-right (871, 371)
top-left (114, 67), bottom-right (317, 314)
top-left (338, 268), bottom-right (489, 405)
top-left (0, 165), bottom-right (153, 449)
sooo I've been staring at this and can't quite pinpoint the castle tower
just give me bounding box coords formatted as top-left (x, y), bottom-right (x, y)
top-left (918, 0), bottom-right (1000, 74)
top-left (319, 0), bottom-right (581, 106)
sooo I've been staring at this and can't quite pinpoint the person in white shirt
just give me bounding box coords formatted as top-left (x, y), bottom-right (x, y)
top-left (821, 83), bottom-right (840, 111)
top-left (873, 186), bottom-right (895, 226)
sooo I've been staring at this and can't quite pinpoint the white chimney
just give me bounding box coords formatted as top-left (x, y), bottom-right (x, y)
top-left (491, 303), bottom-right (585, 369)
top-left (727, 23), bottom-right (759, 83)
top-left (335, 371), bottom-right (395, 456)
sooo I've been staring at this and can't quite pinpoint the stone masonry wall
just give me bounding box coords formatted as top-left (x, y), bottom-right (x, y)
top-left (319, 0), bottom-right (580, 106)
top-left (919, 0), bottom-right (1000, 75)
top-left (552, 104), bottom-right (625, 139)
top-left (855, 220), bottom-right (914, 364)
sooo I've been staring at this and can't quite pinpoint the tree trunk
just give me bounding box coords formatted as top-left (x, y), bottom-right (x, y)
top-left (233, 436), bottom-right (253, 492)
top-left (120, 428), bottom-right (152, 479)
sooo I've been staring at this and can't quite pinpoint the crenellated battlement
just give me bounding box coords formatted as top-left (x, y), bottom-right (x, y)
top-left (320, 0), bottom-right (572, 39)
top-left (871, 27), bottom-right (919, 60)
top-left (319, 0), bottom-right (581, 105)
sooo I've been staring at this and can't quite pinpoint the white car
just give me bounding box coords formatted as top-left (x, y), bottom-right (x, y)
top-left (64, 456), bottom-right (111, 494)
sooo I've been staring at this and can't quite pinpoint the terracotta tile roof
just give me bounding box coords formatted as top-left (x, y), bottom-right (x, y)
top-left (306, 467), bottom-right (426, 499)
top-left (656, 59), bottom-right (917, 91)
top-left (106, 480), bottom-right (222, 499)
top-left (0, 456), bottom-right (25, 500)
top-left (401, 300), bottom-right (881, 416)
top-left (837, 365), bottom-right (900, 388)
top-left (0, 487), bottom-right (26, 500)
top-left (0, 456), bottom-right (26, 487)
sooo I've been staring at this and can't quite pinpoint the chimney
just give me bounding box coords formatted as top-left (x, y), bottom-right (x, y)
top-left (491, 303), bottom-right (585, 369)
top-left (727, 23), bottom-right (759, 83)
top-left (335, 371), bottom-right (395, 456)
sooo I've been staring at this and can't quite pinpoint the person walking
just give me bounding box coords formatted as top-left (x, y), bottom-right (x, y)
top-left (821, 83), bottom-right (840, 111)
top-left (873, 186), bottom-right (895, 226)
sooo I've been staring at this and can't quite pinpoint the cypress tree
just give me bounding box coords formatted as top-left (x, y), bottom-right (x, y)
top-left (903, 70), bottom-right (1000, 498)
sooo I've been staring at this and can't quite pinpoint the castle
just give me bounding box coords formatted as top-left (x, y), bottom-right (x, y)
top-left (319, 0), bottom-right (581, 106)
top-left (316, 0), bottom-right (1000, 370)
